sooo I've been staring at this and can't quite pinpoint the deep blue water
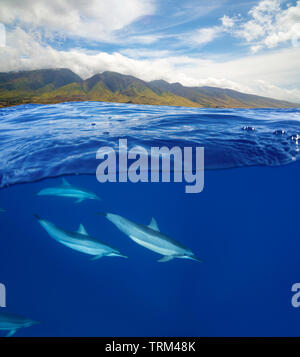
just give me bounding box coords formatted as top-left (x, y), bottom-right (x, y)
top-left (0, 102), bottom-right (300, 337)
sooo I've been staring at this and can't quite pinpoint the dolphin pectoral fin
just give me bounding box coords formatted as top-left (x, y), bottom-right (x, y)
top-left (75, 198), bottom-right (84, 204)
top-left (158, 255), bottom-right (175, 263)
top-left (90, 254), bottom-right (104, 261)
top-left (109, 252), bottom-right (128, 259)
top-left (62, 178), bottom-right (71, 186)
top-left (6, 329), bottom-right (17, 337)
top-left (77, 224), bottom-right (88, 235)
top-left (148, 217), bottom-right (160, 231)
top-left (190, 256), bottom-right (203, 263)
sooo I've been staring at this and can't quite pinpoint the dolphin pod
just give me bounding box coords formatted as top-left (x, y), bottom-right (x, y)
top-left (101, 213), bottom-right (202, 263)
top-left (35, 215), bottom-right (127, 260)
top-left (1, 177), bottom-right (202, 337)
top-left (37, 178), bottom-right (100, 203)
top-left (0, 312), bottom-right (38, 337)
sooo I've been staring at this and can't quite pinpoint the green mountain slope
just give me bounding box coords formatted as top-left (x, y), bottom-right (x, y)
top-left (150, 80), bottom-right (297, 108)
top-left (0, 69), bottom-right (298, 108)
top-left (37, 71), bottom-right (201, 107)
top-left (0, 68), bottom-right (82, 107)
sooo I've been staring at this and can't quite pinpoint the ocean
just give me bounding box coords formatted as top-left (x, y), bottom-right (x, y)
top-left (0, 101), bottom-right (299, 337)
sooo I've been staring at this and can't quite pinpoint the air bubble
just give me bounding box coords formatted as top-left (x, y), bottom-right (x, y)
top-left (242, 126), bottom-right (255, 131)
top-left (274, 130), bottom-right (285, 135)
top-left (290, 134), bottom-right (300, 141)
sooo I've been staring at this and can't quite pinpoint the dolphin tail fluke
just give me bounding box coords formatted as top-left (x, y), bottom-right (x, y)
top-left (158, 255), bottom-right (175, 263)
top-left (6, 329), bottom-right (17, 337)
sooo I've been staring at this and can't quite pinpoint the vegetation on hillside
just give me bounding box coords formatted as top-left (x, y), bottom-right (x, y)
top-left (0, 69), bottom-right (298, 108)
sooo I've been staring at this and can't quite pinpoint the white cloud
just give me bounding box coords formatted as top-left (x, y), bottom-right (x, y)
top-left (183, 14), bottom-right (237, 47)
top-left (250, 44), bottom-right (263, 53)
top-left (188, 27), bottom-right (222, 45)
top-left (124, 34), bottom-right (162, 45)
top-left (220, 15), bottom-right (236, 29)
top-left (1, 26), bottom-right (300, 103)
top-left (143, 0), bottom-right (225, 34)
top-left (254, 80), bottom-right (300, 102)
top-left (120, 49), bottom-right (172, 59)
top-left (0, 0), bottom-right (155, 42)
top-left (228, 0), bottom-right (300, 50)
top-left (180, 1), bottom-right (300, 52)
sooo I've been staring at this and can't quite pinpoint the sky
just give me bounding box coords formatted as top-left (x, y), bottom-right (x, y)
top-left (0, 0), bottom-right (300, 102)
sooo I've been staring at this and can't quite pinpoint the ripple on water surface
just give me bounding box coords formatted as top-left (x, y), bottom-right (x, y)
top-left (0, 102), bottom-right (300, 187)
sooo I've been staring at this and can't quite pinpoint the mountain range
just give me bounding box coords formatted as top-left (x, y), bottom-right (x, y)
top-left (0, 68), bottom-right (298, 108)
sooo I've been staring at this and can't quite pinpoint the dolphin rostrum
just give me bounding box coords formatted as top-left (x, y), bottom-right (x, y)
top-left (0, 208), bottom-right (6, 213)
top-left (101, 213), bottom-right (202, 263)
top-left (35, 215), bottom-right (127, 260)
top-left (0, 312), bottom-right (38, 337)
top-left (37, 178), bottom-right (100, 203)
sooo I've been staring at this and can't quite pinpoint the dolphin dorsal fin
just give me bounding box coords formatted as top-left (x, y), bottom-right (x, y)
top-left (77, 224), bottom-right (88, 235)
top-left (148, 217), bottom-right (160, 231)
top-left (62, 178), bottom-right (71, 186)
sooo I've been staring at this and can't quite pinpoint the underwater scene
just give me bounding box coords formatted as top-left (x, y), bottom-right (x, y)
top-left (0, 102), bottom-right (300, 337)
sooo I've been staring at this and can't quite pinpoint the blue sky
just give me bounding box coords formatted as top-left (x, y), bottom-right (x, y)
top-left (101, 0), bottom-right (256, 56)
top-left (0, 0), bottom-right (300, 101)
